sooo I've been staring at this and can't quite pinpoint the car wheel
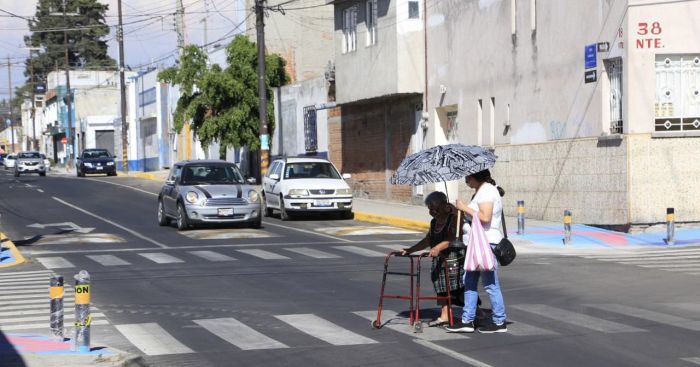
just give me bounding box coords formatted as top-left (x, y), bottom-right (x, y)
top-left (341, 211), bottom-right (354, 220)
top-left (279, 196), bottom-right (291, 221)
top-left (108, 172), bottom-right (117, 177)
top-left (158, 200), bottom-right (170, 226)
top-left (176, 203), bottom-right (190, 231)
top-left (262, 194), bottom-right (273, 217)
top-left (250, 216), bottom-right (262, 229)
top-left (39, 172), bottom-right (46, 177)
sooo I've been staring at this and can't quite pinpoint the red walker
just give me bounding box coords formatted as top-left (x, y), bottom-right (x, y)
top-left (371, 251), bottom-right (455, 332)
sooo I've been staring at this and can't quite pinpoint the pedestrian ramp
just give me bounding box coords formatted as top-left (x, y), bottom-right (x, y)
top-left (0, 270), bottom-right (110, 332)
top-left (110, 302), bottom-right (700, 357)
top-left (576, 247), bottom-right (700, 277)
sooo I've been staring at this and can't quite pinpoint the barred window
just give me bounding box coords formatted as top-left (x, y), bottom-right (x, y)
top-left (342, 6), bottom-right (358, 53)
top-left (655, 55), bottom-right (700, 132)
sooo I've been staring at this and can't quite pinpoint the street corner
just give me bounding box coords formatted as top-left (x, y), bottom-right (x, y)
top-left (0, 232), bottom-right (26, 268)
top-left (0, 333), bottom-right (145, 367)
top-left (316, 225), bottom-right (422, 236)
top-left (178, 228), bottom-right (280, 240)
top-left (353, 212), bottom-right (430, 232)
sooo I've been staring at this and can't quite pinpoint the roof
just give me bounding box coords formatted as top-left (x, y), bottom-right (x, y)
top-left (175, 160), bottom-right (237, 166)
top-left (277, 157), bottom-right (331, 164)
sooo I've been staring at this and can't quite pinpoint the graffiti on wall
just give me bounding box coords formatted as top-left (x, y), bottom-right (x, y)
top-left (549, 120), bottom-right (568, 140)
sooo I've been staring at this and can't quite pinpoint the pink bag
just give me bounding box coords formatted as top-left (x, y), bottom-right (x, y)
top-left (464, 212), bottom-right (496, 272)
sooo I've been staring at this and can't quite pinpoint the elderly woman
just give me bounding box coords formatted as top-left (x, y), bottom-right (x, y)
top-left (402, 191), bottom-right (466, 327)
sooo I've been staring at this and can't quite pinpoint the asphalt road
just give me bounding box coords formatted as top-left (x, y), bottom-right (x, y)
top-left (1, 169), bottom-right (699, 367)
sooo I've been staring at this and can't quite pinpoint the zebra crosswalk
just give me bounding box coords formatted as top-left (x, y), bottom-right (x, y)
top-left (0, 270), bottom-right (110, 331)
top-left (579, 247), bottom-right (700, 276)
top-left (31, 244), bottom-right (398, 269)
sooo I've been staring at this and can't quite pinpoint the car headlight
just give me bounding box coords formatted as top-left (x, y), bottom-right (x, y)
top-left (336, 188), bottom-right (352, 195)
top-left (107, 161), bottom-right (115, 166)
top-left (84, 162), bottom-right (93, 168)
top-left (248, 190), bottom-right (260, 203)
top-left (288, 189), bottom-right (309, 196)
top-left (185, 191), bottom-right (199, 204)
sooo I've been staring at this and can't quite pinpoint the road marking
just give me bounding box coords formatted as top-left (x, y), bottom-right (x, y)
top-left (29, 233), bottom-right (126, 246)
top-left (0, 287), bottom-right (74, 295)
top-left (115, 323), bottom-right (194, 356)
top-left (504, 320), bottom-right (559, 336)
top-left (586, 304), bottom-right (700, 331)
top-left (681, 357), bottom-right (700, 365)
top-left (37, 189), bottom-right (44, 193)
top-left (188, 250), bottom-right (237, 262)
top-left (0, 292), bottom-right (74, 301)
top-left (377, 244), bottom-right (406, 252)
top-left (139, 253), bottom-right (184, 264)
top-left (354, 310), bottom-right (469, 341)
top-left (663, 303), bottom-right (700, 314)
top-left (0, 279), bottom-right (54, 286)
top-left (316, 226), bottom-right (421, 236)
top-left (263, 221), bottom-right (353, 243)
top-left (0, 270), bottom-right (53, 277)
top-left (236, 249), bottom-right (290, 260)
top-left (636, 263), bottom-right (700, 268)
top-left (36, 257), bottom-right (75, 269)
top-left (180, 229), bottom-right (278, 240)
top-left (414, 339), bottom-right (494, 367)
top-left (275, 314), bottom-right (378, 346)
top-left (0, 319), bottom-right (109, 331)
top-left (283, 247), bottom-right (341, 259)
top-left (511, 304), bottom-right (645, 333)
top-left (600, 255), bottom-right (700, 262)
top-left (332, 246), bottom-right (386, 257)
top-left (82, 178), bottom-right (159, 197)
top-left (87, 255), bottom-right (131, 266)
top-left (194, 318), bottom-right (288, 350)
top-left (0, 312), bottom-right (105, 324)
top-left (52, 197), bottom-right (169, 249)
top-left (0, 308), bottom-right (72, 317)
top-left (0, 303), bottom-right (96, 313)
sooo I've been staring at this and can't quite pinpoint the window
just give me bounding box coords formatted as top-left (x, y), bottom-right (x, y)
top-left (655, 54), bottom-right (700, 132)
top-left (530, 0), bottom-right (536, 34)
top-left (490, 97), bottom-right (496, 146)
top-left (342, 6), bottom-right (358, 53)
top-left (284, 163), bottom-right (341, 180)
top-left (266, 162), bottom-right (278, 178)
top-left (606, 58), bottom-right (623, 134)
top-left (304, 106), bottom-right (318, 153)
top-left (366, 0), bottom-right (377, 46)
top-left (408, 1), bottom-right (420, 19)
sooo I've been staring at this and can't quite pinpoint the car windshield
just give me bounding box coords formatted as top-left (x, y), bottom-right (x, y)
top-left (284, 162), bottom-right (341, 180)
top-left (181, 164), bottom-right (245, 185)
top-left (7, 155), bottom-right (15, 159)
top-left (18, 152), bottom-right (41, 159)
top-left (83, 150), bottom-right (111, 158)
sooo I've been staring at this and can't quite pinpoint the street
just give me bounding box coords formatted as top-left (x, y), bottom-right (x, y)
top-left (0, 170), bottom-right (699, 367)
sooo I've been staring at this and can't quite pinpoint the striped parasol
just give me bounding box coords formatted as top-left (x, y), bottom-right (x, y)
top-left (391, 144), bottom-right (497, 186)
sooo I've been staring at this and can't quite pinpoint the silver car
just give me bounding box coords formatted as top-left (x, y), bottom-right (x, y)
top-left (157, 160), bottom-right (262, 230)
top-left (14, 151), bottom-right (46, 177)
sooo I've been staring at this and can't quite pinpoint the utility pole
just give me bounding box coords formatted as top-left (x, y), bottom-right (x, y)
top-left (7, 57), bottom-right (15, 153)
top-left (255, 0), bottom-right (269, 177)
top-left (117, 0), bottom-right (128, 173)
top-left (63, 0), bottom-right (74, 169)
top-left (201, 0), bottom-right (209, 48)
top-left (29, 51), bottom-right (37, 151)
top-left (175, 0), bottom-right (187, 52)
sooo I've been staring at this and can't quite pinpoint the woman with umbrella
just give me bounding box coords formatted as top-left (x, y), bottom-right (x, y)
top-left (400, 191), bottom-right (466, 327)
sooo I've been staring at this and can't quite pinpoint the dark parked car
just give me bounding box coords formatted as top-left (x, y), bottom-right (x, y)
top-left (77, 149), bottom-right (117, 177)
top-left (157, 160), bottom-right (262, 230)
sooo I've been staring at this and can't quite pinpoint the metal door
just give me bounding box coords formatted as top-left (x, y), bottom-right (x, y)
top-left (95, 130), bottom-right (115, 153)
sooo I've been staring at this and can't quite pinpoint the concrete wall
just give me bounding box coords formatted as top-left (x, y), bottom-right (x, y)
top-left (272, 77), bottom-right (330, 158)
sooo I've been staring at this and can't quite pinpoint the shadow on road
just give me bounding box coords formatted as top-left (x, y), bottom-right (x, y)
top-left (0, 330), bottom-right (26, 367)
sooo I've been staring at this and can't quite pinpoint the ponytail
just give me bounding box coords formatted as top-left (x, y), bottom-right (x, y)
top-left (469, 169), bottom-right (505, 197)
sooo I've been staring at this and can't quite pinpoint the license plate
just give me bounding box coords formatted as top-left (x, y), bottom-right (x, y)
top-left (96, 166), bottom-right (103, 170)
top-left (218, 208), bottom-right (234, 216)
top-left (314, 200), bottom-right (332, 207)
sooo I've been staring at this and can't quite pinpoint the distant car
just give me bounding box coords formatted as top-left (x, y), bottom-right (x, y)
top-left (40, 153), bottom-right (51, 171)
top-left (261, 157), bottom-right (353, 220)
top-left (14, 151), bottom-right (46, 177)
top-left (0, 153), bottom-right (6, 166)
top-left (77, 149), bottom-right (116, 177)
top-left (4, 154), bottom-right (17, 170)
top-left (157, 160), bottom-right (262, 230)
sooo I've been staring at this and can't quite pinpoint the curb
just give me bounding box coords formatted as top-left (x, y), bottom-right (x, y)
top-left (0, 232), bottom-right (26, 268)
top-left (354, 211), bottom-right (429, 231)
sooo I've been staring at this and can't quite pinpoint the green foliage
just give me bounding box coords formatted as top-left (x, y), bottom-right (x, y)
top-left (158, 35), bottom-right (290, 153)
top-left (24, 0), bottom-right (116, 84)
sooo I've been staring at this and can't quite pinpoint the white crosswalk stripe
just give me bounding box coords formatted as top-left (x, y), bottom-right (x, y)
top-left (193, 318), bottom-right (288, 350)
top-left (236, 249), bottom-right (291, 260)
top-left (353, 310), bottom-right (470, 341)
top-left (87, 255), bottom-right (131, 266)
top-left (579, 248), bottom-right (700, 275)
top-left (35, 257), bottom-right (75, 269)
top-left (115, 323), bottom-right (194, 356)
top-left (188, 251), bottom-right (237, 262)
top-left (681, 357), bottom-right (700, 365)
top-left (139, 253), bottom-right (184, 264)
top-left (511, 304), bottom-right (645, 333)
top-left (275, 314), bottom-right (378, 346)
top-left (586, 304), bottom-right (700, 331)
top-left (283, 247), bottom-right (341, 259)
top-left (332, 246), bottom-right (387, 257)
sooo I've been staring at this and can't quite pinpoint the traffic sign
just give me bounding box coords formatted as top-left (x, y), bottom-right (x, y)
top-left (585, 44), bottom-right (597, 69)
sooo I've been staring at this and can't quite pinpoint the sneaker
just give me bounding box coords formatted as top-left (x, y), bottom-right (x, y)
top-left (445, 320), bottom-right (475, 333)
top-left (477, 322), bottom-right (508, 333)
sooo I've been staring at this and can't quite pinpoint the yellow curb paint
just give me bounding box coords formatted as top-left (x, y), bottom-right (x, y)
top-left (353, 212), bottom-right (430, 232)
top-left (0, 232), bottom-right (26, 268)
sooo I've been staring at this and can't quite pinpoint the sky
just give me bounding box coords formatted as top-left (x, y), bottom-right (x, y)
top-left (0, 0), bottom-right (248, 101)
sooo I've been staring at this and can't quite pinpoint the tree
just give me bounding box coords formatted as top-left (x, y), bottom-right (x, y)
top-left (159, 35), bottom-right (289, 156)
top-left (24, 0), bottom-right (116, 84)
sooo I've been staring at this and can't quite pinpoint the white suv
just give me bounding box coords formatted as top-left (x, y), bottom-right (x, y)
top-left (262, 157), bottom-right (353, 220)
